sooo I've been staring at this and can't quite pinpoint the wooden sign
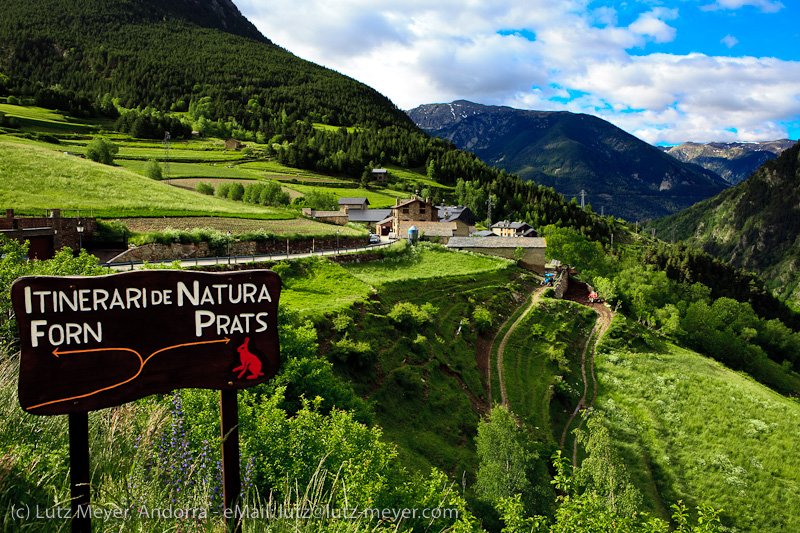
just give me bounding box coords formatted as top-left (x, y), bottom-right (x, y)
top-left (11, 269), bottom-right (281, 415)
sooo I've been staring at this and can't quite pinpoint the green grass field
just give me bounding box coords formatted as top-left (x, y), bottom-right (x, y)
top-left (595, 319), bottom-right (800, 531)
top-left (502, 299), bottom-right (595, 443)
top-left (0, 103), bottom-right (107, 133)
top-left (0, 142), bottom-right (292, 219)
top-left (343, 242), bottom-right (513, 286)
top-left (277, 257), bottom-right (373, 317)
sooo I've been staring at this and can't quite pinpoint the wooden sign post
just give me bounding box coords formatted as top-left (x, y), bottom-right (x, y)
top-left (11, 269), bottom-right (281, 532)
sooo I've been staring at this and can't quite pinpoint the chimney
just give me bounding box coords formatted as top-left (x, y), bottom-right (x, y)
top-left (396, 198), bottom-right (400, 206)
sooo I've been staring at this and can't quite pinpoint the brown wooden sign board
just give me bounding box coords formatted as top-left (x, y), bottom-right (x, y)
top-left (11, 269), bottom-right (281, 415)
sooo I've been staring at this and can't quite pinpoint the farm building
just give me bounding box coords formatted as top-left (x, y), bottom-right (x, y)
top-left (446, 236), bottom-right (547, 273)
top-left (397, 220), bottom-right (469, 244)
top-left (225, 138), bottom-right (243, 150)
top-left (338, 197), bottom-right (370, 212)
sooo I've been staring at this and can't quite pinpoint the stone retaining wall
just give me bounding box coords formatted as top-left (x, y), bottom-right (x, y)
top-left (109, 236), bottom-right (367, 263)
top-left (553, 268), bottom-right (570, 299)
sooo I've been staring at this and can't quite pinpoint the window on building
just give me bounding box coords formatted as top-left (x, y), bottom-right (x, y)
top-left (402, 208), bottom-right (409, 214)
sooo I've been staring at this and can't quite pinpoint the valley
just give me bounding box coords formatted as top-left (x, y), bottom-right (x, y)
top-left (1, 1), bottom-right (800, 531)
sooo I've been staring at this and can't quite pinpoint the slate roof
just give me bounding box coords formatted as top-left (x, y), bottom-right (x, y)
top-left (447, 237), bottom-right (546, 249)
top-left (347, 209), bottom-right (392, 223)
top-left (473, 230), bottom-right (497, 237)
top-left (338, 197), bottom-right (369, 205)
top-left (393, 197), bottom-right (433, 210)
top-left (398, 220), bottom-right (458, 237)
top-left (491, 220), bottom-right (532, 230)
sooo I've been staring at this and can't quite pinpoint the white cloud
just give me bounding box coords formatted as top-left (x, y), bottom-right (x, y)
top-left (236, 0), bottom-right (800, 144)
top-left (702, 0), bottom-right (785, 13)
top-left (721, 34), bottom-right (739, 48)
top-left (628, 8), bottom-right (678, 44)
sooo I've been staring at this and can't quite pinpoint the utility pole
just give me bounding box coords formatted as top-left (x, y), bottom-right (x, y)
top-left (671, 225), bottom-right (676, 244)
top-left (486, 195), bottom-right (494, 226)
top-left (580, 189), bottom-right (586, 211)
top-left (601, 205), bottom-right (604, 217)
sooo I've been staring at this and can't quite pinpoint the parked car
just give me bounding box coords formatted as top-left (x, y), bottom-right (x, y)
top-left (369, 233), bottom-right (380, 243)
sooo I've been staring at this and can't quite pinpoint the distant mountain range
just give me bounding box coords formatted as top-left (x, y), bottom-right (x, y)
top-left (661, 140), bottom-right (796, 184)
top-left (407, 100), bottom-right (728, 221)
top-left (650, 140), bottom-right (800, 301)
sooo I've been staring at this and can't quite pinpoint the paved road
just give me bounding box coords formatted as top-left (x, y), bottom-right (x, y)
top-left (105, 238), bottom-right (397, 271)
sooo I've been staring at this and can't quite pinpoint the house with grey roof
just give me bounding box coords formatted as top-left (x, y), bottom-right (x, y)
top-left (437, 205), bottom-right (476, 226)
top-left (490, 220), bottom-right (540, 238)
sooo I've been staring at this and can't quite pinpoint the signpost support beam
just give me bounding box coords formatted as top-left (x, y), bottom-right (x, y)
top-left (69, 412), bottom-right (92, 533)
top-left (221, 390), bottom-right (241, 533)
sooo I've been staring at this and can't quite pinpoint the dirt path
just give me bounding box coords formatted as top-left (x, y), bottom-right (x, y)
top-left (494, 287), bottom-right (546, 406)
top-left (558, 303), bottom-right (614, 466)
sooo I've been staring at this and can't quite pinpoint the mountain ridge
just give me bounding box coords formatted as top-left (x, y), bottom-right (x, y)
top-left (407, 100), bottom-right (729, 221)
top-left (661, 139), bottom-right (796, 184)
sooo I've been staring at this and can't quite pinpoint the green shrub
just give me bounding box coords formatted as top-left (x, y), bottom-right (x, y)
top-left (473, 306), bottom-right (493, 333)
top-left (195, 181), bottom-right (215, 195)
top-left (144, 158), bottom-right (162, 180)
top-left (331, 336), bottom-right (373, 366)
top-left (229, 182), bottom-right (245, 201)
top-left (388, 301), bottom-right (436, 328)
top-left (85, 136), bottom-right (118, 165)
top-left (216, 182), bottom-right (231, 198)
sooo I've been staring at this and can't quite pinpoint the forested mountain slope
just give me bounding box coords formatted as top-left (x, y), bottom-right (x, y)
top-left (407, 100), bottom-right (728, 221)
top-left (0, 0), bottom-right (412, 129)
top-left (650, 141), bottom-right (800, 302)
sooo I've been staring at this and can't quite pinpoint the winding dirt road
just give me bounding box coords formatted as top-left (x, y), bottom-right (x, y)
top-left (494, 286), bottom-right (546, 406)
top-left (559, 302), bottom-right (615, 466)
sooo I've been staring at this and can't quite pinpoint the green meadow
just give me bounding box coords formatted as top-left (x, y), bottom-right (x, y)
top-left (595, 318), bottom-right (800, 531)
top-left (343, 241), bottom-right (513, 286)
top-left (0, 142), bottom-right (291, 219)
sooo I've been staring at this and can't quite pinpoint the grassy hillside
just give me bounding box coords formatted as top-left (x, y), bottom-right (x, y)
top-left (0, 142), bottom-right (291, 219)
top-left (595, 317), bottom-right (800, 531)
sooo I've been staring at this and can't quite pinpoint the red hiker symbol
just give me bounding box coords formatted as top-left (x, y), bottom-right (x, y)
top-left (232, 337), bottom-right (264, 380)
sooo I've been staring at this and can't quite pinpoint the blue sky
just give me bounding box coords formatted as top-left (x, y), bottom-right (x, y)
top-left (237, 0), bottom-right (800, 145)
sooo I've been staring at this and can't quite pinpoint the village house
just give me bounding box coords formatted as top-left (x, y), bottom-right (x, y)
top-left (0, 209), bottom-right (97, 259)
top-left (338, 197), bottom-right (370, 212)
top-left (390, 197), bottom-right (439, 234)
top-left (491, 220), bottom-right (540, 238)
top-left (371, 169), bottom-right (389, 182)
top-left (437, 205), bottom-right (476, 226)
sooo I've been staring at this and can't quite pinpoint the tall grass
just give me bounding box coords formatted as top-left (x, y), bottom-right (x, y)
top-left (502, 299), bottom-right (595, 443)
top-left (594, 321), bottom-right (800, 531)
top-left (0, 350), bottom-right (445, 533)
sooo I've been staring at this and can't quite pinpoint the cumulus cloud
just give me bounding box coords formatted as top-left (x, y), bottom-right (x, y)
top-left (236, 0), bottom-right (800, 144)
